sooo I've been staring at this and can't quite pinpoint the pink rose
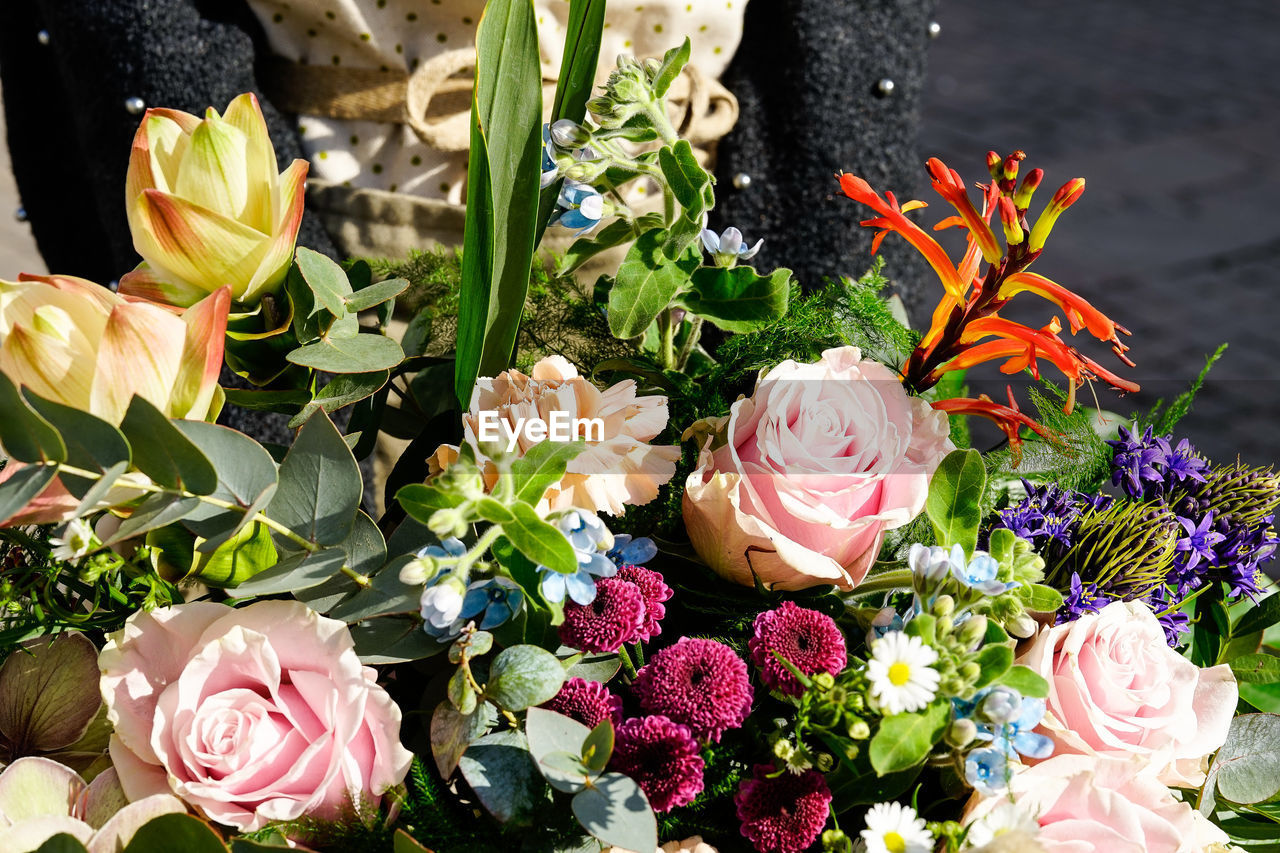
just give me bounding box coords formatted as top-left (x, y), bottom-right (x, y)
top-left (100, 601), bottom-right (412, 831)
top-left (967, 755), bottom-right (1230, 853)
top-left (1018, 600), bottom-right (1237, 787)
top-left (682, 346), bottom-right (952, 591)
top-left (441, 355), bottom-right (680, 516)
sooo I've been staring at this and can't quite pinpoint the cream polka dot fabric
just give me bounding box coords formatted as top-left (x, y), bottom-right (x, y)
top-left (245, 0), bottom-right (748, 203)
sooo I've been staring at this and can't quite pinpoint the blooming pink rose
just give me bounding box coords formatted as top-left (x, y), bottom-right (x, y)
top-left (682, 346), bottom-right (952, 591)
top-left (965, 755), bottom-right (1230, 853)
top-left (440, 355), bottom-right (680, 516)
top-left (100, 601), bottom-right (412, 831)
top-left (1018, 600), bottom-right (1237, 787)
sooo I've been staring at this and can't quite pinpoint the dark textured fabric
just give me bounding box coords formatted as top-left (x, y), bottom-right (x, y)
top-left (712, 0), bottom-right (938, 319)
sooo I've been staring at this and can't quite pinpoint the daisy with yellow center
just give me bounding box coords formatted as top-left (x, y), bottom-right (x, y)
top-left (860, 801), bottom-right (934, 853)
top-left (866, 631), bottom-right (940, 715)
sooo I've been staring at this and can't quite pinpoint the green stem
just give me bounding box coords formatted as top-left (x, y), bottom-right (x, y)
top-left (659, 310), bottom-right (676, 370)
top-left (675, 316), bottom-right (703, 371)
top-left (434, 525), bottom-right (503, 576)
top-left (847, 569), bottom-right (915, 596)
top-left (618, 644), bottom-right (639, 680)
top-left (632, 641), bottom-right (646, 668)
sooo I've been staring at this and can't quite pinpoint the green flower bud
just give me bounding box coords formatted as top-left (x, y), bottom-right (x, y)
top-left (958, 661), bottom-right (982, 683)
top-left (846, 718), bottom-right (871, 740)
top-left (932, 594), bottom-right (955, 621)
top-left (810, 702), bottom-right (842, 730)
top-left (398, 555), bottom-right (438, 585)
top-left (959, 614), bottom-right (989, 647)
top-left (772, 738), bottom-right (797, 762)
top-left (814, 752), bottom-right (834, 772)
top-left (1008, 612), bottom-right (1038, 639)
top-left (812, 672), bottom-right (836, 692)
top-left (945, 718), bottom-right (978, 748)
top-left (428, 507), bottom-right (469, 540)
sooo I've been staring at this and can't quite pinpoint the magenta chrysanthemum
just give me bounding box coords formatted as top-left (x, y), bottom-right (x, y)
top-left (559, 577), bottom-right (645, 653)
top-left (748, 601), bottom-right (848, 696)
top-left (540, 677), bottom-right (623, 729)
top-left (735, 764), bottom-right (832, 853)
top-left (632, 638), bottom-right (752, 743)
top-left (608, 715), bottom-right (705, 812)
top-left (616, 564), bottom-right (673, 641)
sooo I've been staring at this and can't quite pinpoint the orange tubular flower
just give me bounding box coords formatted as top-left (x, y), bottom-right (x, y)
top-left (932, 389), bottom-right (1058, 464)
top-left (838, 151), bottom-right (1140, 458)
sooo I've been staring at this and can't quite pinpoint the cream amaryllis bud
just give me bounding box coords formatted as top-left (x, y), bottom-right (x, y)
top-left (0, 274), bottom-right (229, 425)
top-left (118, 93), bottom-right (307, 307)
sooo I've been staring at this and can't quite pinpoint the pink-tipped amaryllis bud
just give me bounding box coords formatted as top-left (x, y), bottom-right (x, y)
top-left (0, 274), bottom-right (229, 425)
top-left (118, 93), bottom-right (307, 308)
top-left (1013, 168), bottom-right (1044, 211)
top-left (997, 197), bottom-right (1024, 246)
top-left (1027, 178), bottom-right (1086, 252)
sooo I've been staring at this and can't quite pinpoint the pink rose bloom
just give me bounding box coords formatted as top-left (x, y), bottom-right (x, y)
top-left (443, 355), bottom-right (680, 516)
top-left (965, 755), bottom-right (1231, 853)
top-left (682, 346), bottom-right (952, 591)
top-left (1018, 600), bottom-right (1237, 787)
top-left (100, 601), bottom-right (412, 831)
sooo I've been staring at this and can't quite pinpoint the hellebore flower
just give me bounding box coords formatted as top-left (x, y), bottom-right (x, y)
top-left (700, 227), bottom-right (762, 267)
top-left (119, 93), bottom-right (308, 307)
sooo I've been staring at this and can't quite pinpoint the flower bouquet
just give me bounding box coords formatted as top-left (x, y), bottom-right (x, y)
top-left (2, 4), bottom-right (1278, 853)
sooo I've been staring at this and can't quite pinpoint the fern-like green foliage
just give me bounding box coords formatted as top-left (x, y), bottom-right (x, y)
top-left (1138, 343), bottom-right (1227, 436)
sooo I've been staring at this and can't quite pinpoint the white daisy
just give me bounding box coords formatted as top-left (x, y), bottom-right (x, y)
top-left (866, 631), bottom-right (940, 715)
top-left (48, 517), bottom-right (96, 564)
top-left (964, 801), bottom-right (1039, 848)
top-left (860, 801), bottom-right (934, 853)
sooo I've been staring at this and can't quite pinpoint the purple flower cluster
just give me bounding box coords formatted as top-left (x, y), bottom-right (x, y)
top-left (995, 480), bottom-right (1111, 564)
top-left (558, 564), bottom-right (673, 654)
top-left (1107, 425), bottom-right (1209, 501)
top-left (632, 638), bottom-right (753, 744)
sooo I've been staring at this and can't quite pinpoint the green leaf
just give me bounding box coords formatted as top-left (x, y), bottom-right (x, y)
top-left (658, 140), bottom-right (710, 216)
top-left (0, 371), bottom-right (65, 463)
top-left (393, 830), bottom-right (434, 853)
top-left (561, 648), bottom-right (621, 683)
top-left (107, 493), bottom-right (201, 544)
top-left (510, 439), bottom-right (588, 505)
top-left (556, 218), bottom-right (635, 275)
top-left (345, 278), bottom-right (409, 313)
top-left (651, 37), bottom-right (691, 97)
top-left (925, 448), bottom-right (987, 556)
top-left (1023, 583), bottom-right (1066, 612)
top-left (1192, 591), bottom-right (1231, 668)
top-left (493, 536), bottom-right (563, 625)
top-left (396, 482), bottom-right (465, 525)
top-left (1208, 714), bottom-right (1280, 806)
top-left (486, 644), bottom-right (567, 712)
top-left (350, 617), bottom-right (448, 664)
top-left (431, 699), bottom-right (495, 778)
top-left (221, 388), bottom-right (312, 414)
top-left (972, 643), bottom-right (1015, 689)
top-left (607, 229), bottom-right (700, 338)
top-left (267, 410), bottom-right (362, 546)
top-left (661, 211), bottom-right (706, 261)
top-left (503, 502), bottom-right (578, 574)
top-left (288, 371), bottom-right (391, 429)
top-left (581, 719), bottom-right (614, 774)
top-left (230, 547), bottom-right (347, 597)
top-left (294, 246), bottom-right (353, 318)
top-left (23, 392), bottom-right (130, 497)
top-left (869, 701), bottom-right (949, 774)
top-left (286, 333), bottom-right (404, 374)
top-left (1241, 682), bottom-right (1280, 715)
top-left (455, 0), bottom-right (543, 406)
top-left (122, 813), bottom-right (229, 853)
top-left (474, 497), bottom-right (516, 524)
top-left (676, 266), bottom-right (792, 332)
top-left (172, 421), bottom-right (279, 545)
top-left (459, 730), bottom-right (548, 824)
top-left (571, 772), bottom-right (656, 853)
top-left (1232, 653), bottom-right (1280, 684)
top-left (72, 461), bottom-right (130, 517)
top-left (328, 555), bottom-right (419, 622)
top-left (117, 396), bottom-right (217, 495)
top-left (1237, 593), bottom-right (1280, 639)
top-left (36, 836), bottom-right (90, 853)
top-left (525, 707), bottom-right (593, 793)
top-left (0, 463), bottom-right (58, 526)
top-left (192, 521), bottom-right (278, 588)
top-left (996, 664), bottom-right (1050, 698)
top-left (0, 633), bottom-right (102, 754)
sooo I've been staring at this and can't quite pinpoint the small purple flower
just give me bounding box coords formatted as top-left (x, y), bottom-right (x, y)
top-left (1175, 511), bottom-right (1226, 572)
top-left (1058, 572), bottom-right (1107, 622)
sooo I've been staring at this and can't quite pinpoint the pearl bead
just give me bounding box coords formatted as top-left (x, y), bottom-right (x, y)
top-left (733, 172), bottom-right (752, 190)
top-left (14, 206), bottom-right (28, 222)
top-left (124, 96), bottom-right (146, 115)
top-left (876, 78), bottom-right (896, 96)
top-left (36, 30), bottom-right (51, 46)
top-left (928, 21), bottom-right (942, 39)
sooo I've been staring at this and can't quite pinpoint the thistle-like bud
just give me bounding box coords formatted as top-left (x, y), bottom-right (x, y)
top-left (812, 672), bottom-right (836, 692)
top-left (810, 702), bottom-right (842, 729)
top-left (1027, 177), bottom-right (1086, 252)
top-left (814, 752), bottom-right (835, 772)
top-left (772, 738), bottom-right (797, 762)
top-left (822, 829), bottom-right (854, 853)
top-left (998, 196), bottom-right (1024, 246)
top-left (1014, 167), bottom-right (1044, 210)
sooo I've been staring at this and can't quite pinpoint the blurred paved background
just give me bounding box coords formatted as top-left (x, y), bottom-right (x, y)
top-left (2, 0), bottom-right (1278, 466)
top-left (918, 0), bottom-right (1280, 467)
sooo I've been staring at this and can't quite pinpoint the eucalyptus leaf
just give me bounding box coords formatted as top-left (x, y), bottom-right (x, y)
top-left (220, 388), bottom-right (312, 414)
top-left (329, 555), bottom-right (420, 622)
top-left (0, 371), bottom-right (65, 464)
top-left (925, 448), bottom-right (987, 556)
top-left (286, 333), bottom-right (405, 374)
top-left (23, 392), bottom-right (130, 497)
top-left (459, 730), bottom-right (548, 824)
top-left (0, 464), bottom-right (58, 527)
top-left (230, 548), bottom-right (347, 597)
top-left (571, 772), bottom-right (656, 853)
top-left (525, 707), bottom-right (592, 794)
top-left (1208, 713), bottom-right (1280, 807)
top-left (35, 835), bottom-right (90, 853)
top-left (294, 246), bottom-right (353, 318)
top-left (345, 278), bottom-right (409, 313)
top-left (173, 421), bottom-right (279, 545)
top-left (267, 410), bottom-right (361, 545)
top-left (118, 396), bottom-right (217, 495)
top-left (121, 812), bottom-right (228, 853)
top-left (431, 700), bottom-right (495, 778)
top-left (351, 617), bottom-right (448, 664)
top-left (288, 371), bottom-right (391, 429)
top-left (581, 719), bottom-right (614, 774)
top-left (486, 645), bottom-right (566, 712)
top-left (107, 493), bottom-right (201, 544)
top-left (869, 701), bottom-right (949, 774)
